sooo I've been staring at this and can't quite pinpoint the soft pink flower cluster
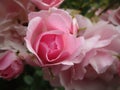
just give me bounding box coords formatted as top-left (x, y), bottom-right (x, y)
top-left (0, 0), bottom-right (64, 80)
top-left (0, 0), bottom-right (36, 80)
top-left (25, 4), bottom-right (120, 90)
top-left (1, 0), bottom-right (120, 90)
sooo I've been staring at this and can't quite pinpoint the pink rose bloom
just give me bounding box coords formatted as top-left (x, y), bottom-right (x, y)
top-left (0, 51), bottom-right (24, 80)
top-left (25, 8), bottom-right (84, 67)
top-left (81, 21), bottom-right (120, 75)
top-left (109, 7), bottom-right (120, 26)
top-left (69, 20), bottom-right (120, 81)
top-left (31, 0), bottom-right (64, 10)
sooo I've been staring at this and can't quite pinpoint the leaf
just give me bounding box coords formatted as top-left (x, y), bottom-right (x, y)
top-left (24, 75), bottom-right (34, 85)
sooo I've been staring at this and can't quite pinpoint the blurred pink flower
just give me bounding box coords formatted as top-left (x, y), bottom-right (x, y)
top-left (109, 7), bottom-right (120, 26)
top-left (25, 8), bottom-right (85, 67)
top-left (0, 51), bottom-right (24, 80)
top-left (81, 21), bottom-right (120, 75)
top-left (96, 7), bottom-right (120, 26)
top-left (0, 0), bottom-right (35, 24)
top-left (0, 1), bottom-right (38, 70)
top-left (95, 9), bottom-right (113, 21)
top-left (31, 0), bottom-right (64, 10)
top-left (0, 18), bottom-right (27, 53)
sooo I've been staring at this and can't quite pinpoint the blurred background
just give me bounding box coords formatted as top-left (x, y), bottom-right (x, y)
top-left (0, 0), bottom-right (120, 90)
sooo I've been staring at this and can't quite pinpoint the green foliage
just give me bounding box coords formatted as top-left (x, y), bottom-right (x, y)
top-left (61, 0), bottom-right (120, 18)
top-left (24, 75), bottom-right (34, 85)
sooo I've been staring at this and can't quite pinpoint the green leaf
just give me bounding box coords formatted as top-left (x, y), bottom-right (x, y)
top-left (24, 75), bottom-right (34, 85)
top-left (35, 70), bottom-right (43, 77)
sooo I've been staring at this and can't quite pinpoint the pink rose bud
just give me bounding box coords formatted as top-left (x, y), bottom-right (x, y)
top-left (31, 0), bottom-right (64, 10)
top-left (0, 51), bottom-right (24, 80)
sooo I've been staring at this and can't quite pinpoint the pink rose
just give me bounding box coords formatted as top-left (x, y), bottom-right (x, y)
top-left (25, 8), bottom-right (84, 66)
top-left (0, 51), bottom-right (24, 80)
top-left (81, 21), bottom-right (120, 74)
top-left (109, 7), bottom-right (120, 26)
top-left (31, 0), bottom-right (64, 10)
top-left (69, 21), bottom-right (120, 81)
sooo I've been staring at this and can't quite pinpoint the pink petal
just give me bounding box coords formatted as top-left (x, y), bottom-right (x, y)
top-left (0, 51), bottom-right (17, 70)
top-left (89, 50), bottom-right (115, 73)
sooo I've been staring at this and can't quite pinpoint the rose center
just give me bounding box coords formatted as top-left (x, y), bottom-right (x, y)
top-left (39, 34), bottom-right (63, 60)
